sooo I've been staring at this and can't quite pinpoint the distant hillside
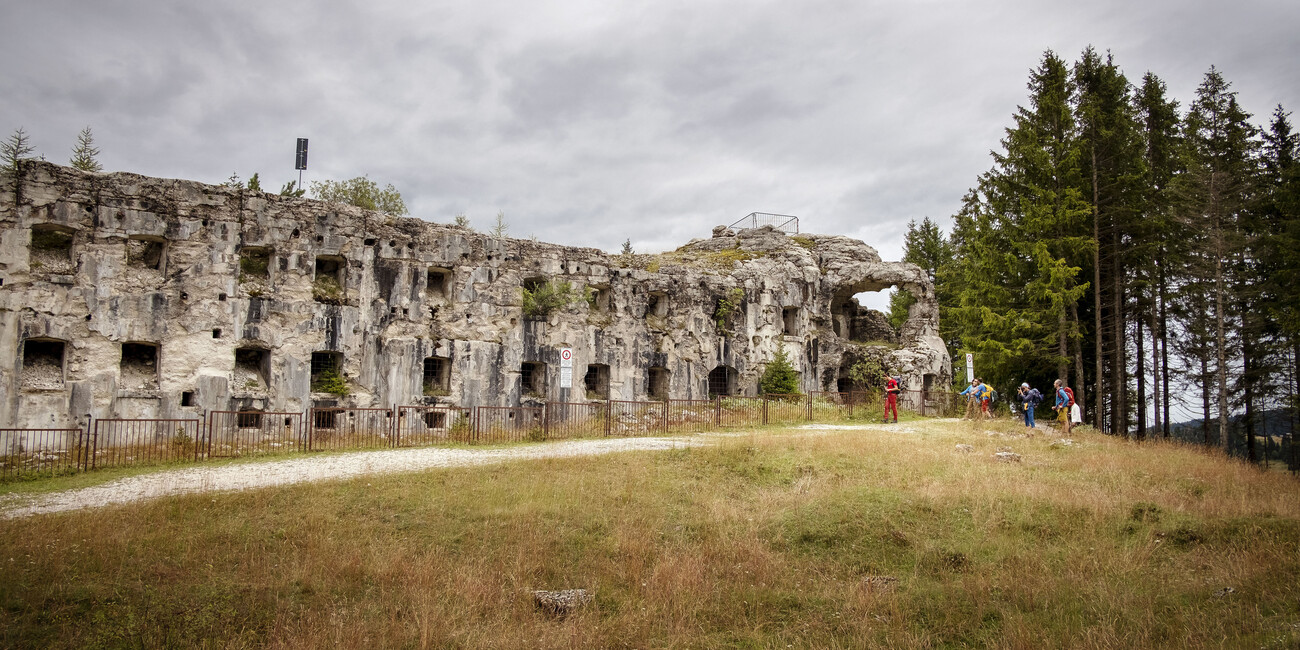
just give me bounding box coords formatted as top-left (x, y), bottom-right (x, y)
top-left (1164, 409), bottom-right (1296, 466)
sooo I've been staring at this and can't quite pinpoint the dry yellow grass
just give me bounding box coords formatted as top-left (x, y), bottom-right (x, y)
top-left (1, 418), bottom-right (1297, 648)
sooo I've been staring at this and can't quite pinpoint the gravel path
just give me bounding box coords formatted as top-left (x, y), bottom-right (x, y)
top-left (0, 435), bottom-right (715, 520)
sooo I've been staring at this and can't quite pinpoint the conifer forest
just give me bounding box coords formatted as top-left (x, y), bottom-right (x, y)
top-left (895, 47), bottom-right (1300, 462)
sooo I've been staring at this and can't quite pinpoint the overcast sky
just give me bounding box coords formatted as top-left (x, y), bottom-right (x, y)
top-left (4, 0), bottom-right (1297, 263)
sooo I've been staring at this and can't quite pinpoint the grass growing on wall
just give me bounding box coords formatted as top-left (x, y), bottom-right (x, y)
top-left (2, 419), bottom-right (1298, 648)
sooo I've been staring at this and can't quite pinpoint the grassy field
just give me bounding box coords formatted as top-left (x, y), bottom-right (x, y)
top-left (1, 419), bottom-right (1298, 648)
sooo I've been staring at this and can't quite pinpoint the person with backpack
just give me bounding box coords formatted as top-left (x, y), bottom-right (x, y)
top-left (882, 374), bottom-right (900, 423)
top-left (1053, 379), bottom-right (1074, 434)
top-left (959, 379), bottom-right (984, 420)
top-left (1017, 383), bottom-right (1042, 429)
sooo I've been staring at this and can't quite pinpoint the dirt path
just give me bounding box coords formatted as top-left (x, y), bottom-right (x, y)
top-left (0, 436), bottom-right (711, 520)
top-left (0, 422), bottom-right (937, 520)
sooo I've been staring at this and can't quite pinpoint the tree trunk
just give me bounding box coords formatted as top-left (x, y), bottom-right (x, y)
top-left (1201, 355), bottom-right (1211, 446)
top-left (1113, 230), bottom-right (1127, 437)
top-left (1137, 313), bottom-right (1146, 440)
top-left (1093, 151), bottom-right (1105, 431)
top-left (1071, 301), bottom-right (1086, 416)
top-left (1150, 307), bottom-right (1162, 438)
top-left (1213, 221), bottom-right (1230, 453)
top-left (1160, 260), bottom-right (1172, 438)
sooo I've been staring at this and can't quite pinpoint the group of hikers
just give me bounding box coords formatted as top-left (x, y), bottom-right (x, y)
top-left (873, 372), bottom-right (1082, 432)
top-left (956, 377), bottom-right (1082, 433)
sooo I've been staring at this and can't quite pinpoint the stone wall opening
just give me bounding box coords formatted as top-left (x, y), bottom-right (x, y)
top-left (782, 307), bottom-right (800, 335)
top-left (310, 351), bottom-right (343, 392)
top-left (588, 284), bottom-right (611, 312)
top-left (234, 347), bottom-right (270, 391)
top-left (313, 256), bottom-right (345, 304)
top-left (126, 236), bottom-right (166, 270)
top-left (520, 361), bottom-right (547, 398)
top-left (584, 364), bottom-right (610, 400)
top-left (423, 356), bottom-right (450, 396)
top-left (237, 410), bottom-right (264, 428)
top-left (21, 339), bottom-right (65, 389)
top-left (29, 225), bottom-right (75, 274)
top-left (645, 292), bottom-right (668, 318)
top-left (239, 247), bottom-right (271, 280)
top-left (426, 267), bottom-right (451, 301)
top-left (707, 365), bottom-right (736, 397)
top-left (423, 411), bottom-right (447, 428)
top-left (119, 342), bottom-right (159, 390)
top-left (828, 289), bottom-right (897, 344)
top-left (648, 366), bottom-right (670, 400)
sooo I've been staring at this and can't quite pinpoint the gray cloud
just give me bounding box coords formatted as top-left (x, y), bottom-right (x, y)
top-left (4, 0), bottom-right (1298, 263)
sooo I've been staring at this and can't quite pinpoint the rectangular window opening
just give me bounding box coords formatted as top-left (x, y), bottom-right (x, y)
top-left (584, 364), bottom-right (610, 400)
top-left (237, 410), bottom-right (264, 429)
top-left (310, 351), bottom-right (343, 392)
top-left (423, 411), bottom-right (447, 429)
top-left (21, 339), bottom-right (66, 388)
top-left (234, 347), bottom-right (270, 391)
top-left (29, 225), bottom-right (75, 274)
top-left (423, 356), bottom-right (450, 396)
top-left (427, 267), bottom-right (451, 300)
top-left (782, 307), bottom-right (800, 335)
top-left (521, 361), bottom-right (546, 398)
top-left (126, 236), bottom-right (166, 270)
top-left (239, 247), bottom-right (271, 280)
top-left (120, 342), bottom-right (159, 389)
top-left (181, 391), bottom-right (195, 407)
top-left (648, 366), bottom-right (670, 401)
top-left (313, 256), bottom-right (345, 303)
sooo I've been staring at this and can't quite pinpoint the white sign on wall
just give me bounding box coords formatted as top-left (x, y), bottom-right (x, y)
top-left (559, 348), bottom-right (574, 388)
top-left (965, 353), bottom-right (974, 383)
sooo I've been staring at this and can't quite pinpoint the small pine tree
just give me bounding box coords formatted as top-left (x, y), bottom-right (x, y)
top-left (279, 180), bottom-right (305, 197)
top-left (3, 127), bottom-right (37, 178)
top-left (760, 347), bottom-right (800, 395)
top-left (246, 172), bottom-right (262, 192)
top-left (453, 214), bottom-right (471, 229)
top-left (69, 126), bottom-right (103, 172)
top-left (490, 211), bottom-right (508, 238)
top-left (621, 238), bottom-right (633, 255)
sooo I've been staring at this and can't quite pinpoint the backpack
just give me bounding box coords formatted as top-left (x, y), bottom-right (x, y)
top-left (1026, 388), bottom-right (1042, 406)
top-left (1063, 387), bottom-right (1075, 407)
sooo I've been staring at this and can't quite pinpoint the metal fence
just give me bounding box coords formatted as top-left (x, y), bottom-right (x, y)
top-left (308, 407), bottom-right (394, 452)
top-left (206, 411), bottom-right (304, 458)
top-left (88, 419), bottom-right (202, 469)
top-left (1, 390), bottom-right (1090, 481)
top-left (0, 428), bottom-right (86, 480)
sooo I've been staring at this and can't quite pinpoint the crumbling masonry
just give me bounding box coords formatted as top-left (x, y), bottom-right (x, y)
top-left (0, 162), bottom-right (950, 429)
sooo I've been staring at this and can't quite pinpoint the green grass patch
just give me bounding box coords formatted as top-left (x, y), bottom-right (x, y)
top-left (1, 422), bottom-right (1298, 648)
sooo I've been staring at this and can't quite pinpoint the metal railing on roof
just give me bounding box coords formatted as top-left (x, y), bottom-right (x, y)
top-left (728, 212), bottom-right (799, 234)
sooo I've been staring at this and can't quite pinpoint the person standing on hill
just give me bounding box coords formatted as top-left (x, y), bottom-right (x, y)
top-left (959, 379), bottom-right (983, 420)
top-left (1053, 379), bottom-right (1072, 435)
top-left (1017, 383), bottom-right (1042, 430)
top-left (883, 374), bottom-right (900, 423)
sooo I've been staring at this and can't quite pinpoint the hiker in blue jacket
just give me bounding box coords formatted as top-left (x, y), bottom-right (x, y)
top-left (1016, 383), bottom-right (1042, 429)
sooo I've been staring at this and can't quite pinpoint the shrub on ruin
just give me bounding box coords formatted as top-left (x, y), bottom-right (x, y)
top-left (310, 176), bottom-right (407, 215)
top-left (522, 279), bottom-right (576, 319)
top-left (760, 348), bottom-right (800, 395)
top-left (311, 369), bottom-right (349, 396)
top-left (714, 288), bottom-right (745, 332)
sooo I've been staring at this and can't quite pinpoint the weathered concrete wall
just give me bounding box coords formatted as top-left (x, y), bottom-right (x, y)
top-left (0, 162), bottom-right (950, 428)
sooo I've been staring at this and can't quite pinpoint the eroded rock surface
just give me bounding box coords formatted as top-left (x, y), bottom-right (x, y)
top-left (0, 162), bottom-right (950, 428)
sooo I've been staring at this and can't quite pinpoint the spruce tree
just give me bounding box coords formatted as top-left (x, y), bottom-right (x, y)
top-left (1176, 67), bottom-right (1258, 452)
top-left (1073, 47), bottom-right (1146, 435)
top-left (951, 51), bottom-right (1091, 393)
top-left (69, 126), bottom-right (102, 173)
top-left (1135, 73), bottom-right (1183, 438)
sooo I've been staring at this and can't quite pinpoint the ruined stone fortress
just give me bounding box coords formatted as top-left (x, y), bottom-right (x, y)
top-left (0, 161), bottom-right (950, 430)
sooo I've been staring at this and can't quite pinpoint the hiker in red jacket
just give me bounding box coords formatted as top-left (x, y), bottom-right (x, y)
top-left (883, 375), bottom-right (900, 423)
